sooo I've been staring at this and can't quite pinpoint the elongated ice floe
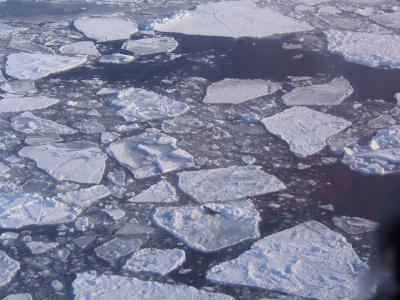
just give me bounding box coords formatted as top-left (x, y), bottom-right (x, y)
top-left (153, 0), bottom-right (313, 38)
top-left (203, 79), bottom-right (281, 104)
top-left (74, 17), bottom-right (138, 42)
top-left (19, 142), bottom-right (107, 184)
top-left (122, 37), bottom-right (178, 56)
top-left (207, 221), bottom-right (368, 300)
top-left (123, 248), bottom-right (186, 275)
top-left (26, 241), bottom-right (59, 254)
top-left (95, 238), bottom-right (143, 262)
top-left (107, 130), bottom-right (194, 179)
top-left (0, 96), bottom-right (59, 113)
top-left (72, 273), bottom-right (233, 299)
top-left (0, 250), bottom-right (20, 287)
top-left (128, 180), bottom-right (177, 203)
top-left (3, 294), bottom-right (32, 300)
top-left (153, 200), bottom-right (260, 252)
top-left (325, 30), bottom-right (400, 69)
top-left (178, 166), bottom-right (285, 203)
top-left (6, 53), bottom-right (88, 80)
top-left (112, 88), bottom-right (189, 122)
top-left (333, 216), bottom-right (378, 235)
top-left (99, 53), bottom-right (135, 64)
top-left (262, 106), bottom-right (351, 157)
top-left (59, 41), bottom-right (100, 57)
top-left (283, 77), bottom-right (353, 106)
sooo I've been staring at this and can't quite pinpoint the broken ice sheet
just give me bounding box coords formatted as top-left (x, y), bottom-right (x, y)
top-left (0, 23), bottom-right (27, 39)
top-left (59, 41), bottom-right (100, 57)
top-left (282, 77), bottom-right (353, 106)
top-left (262, 106), bottom-right (351, 157)
top-left (207, 221), bottom-right (368, 300)
top-left (178, 165), bottom-right (285, 203)
top-left (95, 238), bottom-right (142, 262)
top-left (128, 180), bottom-right (177, 203)
top-left (0, 96), bottom-right (59, 113)
top-left (203, 79), bottom-right (281, 105)
top-left (122, 37), bottom-right (178, 56)
top-left (0, 250), bottom-right (20, 287)
top-left (333, 216), bottom-right (378, 235)
top-left (153, 200), bottom-right (260, 252)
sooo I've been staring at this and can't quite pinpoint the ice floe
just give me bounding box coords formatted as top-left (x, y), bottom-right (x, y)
top-left (122, 37), bottom-right (178, 56)
top-left (262, 106), bottom-right (351, 157)
top-left (55, 185), bottom-right (110, 207)
top-left (59, 41), bottom-right (100, 57)
top-left (0, 81), bottom-right (37, 96)
top-left (203, 79), bottom-right (281, 105)
top-left (177, 165), bottom-right (285, 203)
top-left (282, 77), bottom-right (353, 106)
top-left (19, 142), bottom-right (107, 184)
top-left (128, 180), bottom-right (177, 203)
top-left (74, 17), bottom-right (138, 42)
top-left (333, 216), bottom-right (378, 235)
top-left (26, 241), bottom-right (59, 254)
top-left (99, 53), bottom-right (135, 64)
top-left (107, 130), bottom-right (194, 179)
top-left (3, 294), bottom-right (32, 300)
top-left (95, 238), bottom-right (143, 262)
top-left (0, 96), bottom-right (59, 113)
top-left (207, 221), bottom-right (368, 300)
top-left (370, 12), bottom-right (400, 29)
top-left (153, 200), bottom-right (260, 252)
top-left (0, 250), bottom-right (19, 287)
top-left (6, 53), bottom-right (87, 80)
top-left (153, 0), bottom-right (313, 38)
top-left (0, 23), bottom-right (26, 39)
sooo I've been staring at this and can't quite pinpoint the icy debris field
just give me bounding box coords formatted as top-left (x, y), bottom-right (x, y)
top-left (0, 0), bottom-right (400, 299)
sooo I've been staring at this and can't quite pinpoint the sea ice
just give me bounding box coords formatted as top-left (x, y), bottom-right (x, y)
top-left (0, 96), bottom-right (59, 113)
top-left (123, 248), bottom-right (186, 275)
top-left (0, 81), bottom-right (37, 96)
top-left (282, 77), bottom-right (353, 106)
top-left (261, 106), bottom-right (351, 157)
top-left (111, 88), bottom-right (189, 122)
top-left (153, 0), bottom-right (313, 38)
top-left (55, 185), bottom-right (110, 208)
top-left (203, 79), bottom-right (281, 105)
top-left (128, 180), bottom-right (177, 203)
top-left (19, 142), bottom-right (107, 184)
top-left (0, 250), bottom-right (19, 287)
top-left (72, 272), bottom-right (233, 299)
top-left (99, 53), bottom-right (135, 64)
top-left (59, 41), bottom-right (100, 57)
top-left (370, 12), bottom-right (400, 29)
top-left (107, 130), bottom-right (194, 179)
top-left (153, 200), bottom-right (260, 252)
top-left (122, 37), bottom-right (178, 56)
top-left (177, 165), bottom-right (285, 203)
top-left (0, 23), bottom-right (26, 39)
top-left (0, 162), bottom-right (10, 176)
top-left (6, 53), bottom-right (87, 80)
top-left (26, 241), bottom-right (59, 254)
top-left (3, 294), bottom-right (32, 300)
top-left (74, 17), bottom-right (138, 42)
top-left (207, 221), bottom-right (368, 300)
top-left (95, 238), bottom-right (142, 262)
top-left (333, 216), bottom-right (378, 235)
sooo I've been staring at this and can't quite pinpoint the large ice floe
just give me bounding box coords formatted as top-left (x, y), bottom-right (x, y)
top-left (72, 273), bottom-right (233, 300)
top-left (177, 166), bottom-right (285, 203)
top-left (0, 96), bottom-right (59, 113)
top-left (262, 106), bottom-right (351, 157)
top-left (153, 200), bottom-right (260, 252)
top-left (206, 221), bottom-right (368, 300)
top-left (111, 88), bottom-right (189, 122)
top-left (122, 37), bottom-right (179, 56)
top-left (282, 77), bottom-right (353, 106)
top-left (0, 250), bottom-right (20, 287)
top-left (333, 216), bottom-right (378, 235)
top-left (107, 129), bottom-right (194, 179)
top-left (203, 79), bottom-right (281, 104)
top-left (74, 17), bottom-right (138, 42)
top-left (128, 180), bottom-right (177, 203)
top-left (325, 30), bottom-right (400, 69)
top-left (59, 41), bottom-right (100, 57)
top-left (153, 0), bottom-right (313, 38)
top-left (19, 142), bottom-right (107, 184)
top-left (6, 53), bottom-right (88, 80)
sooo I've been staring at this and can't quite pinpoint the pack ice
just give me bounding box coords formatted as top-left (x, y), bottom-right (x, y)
top-left (325, 30), bottom-right (400, 69)
top-left (59, 41), bottom-right (100, 57)
top-left (72, 273), bottom-right (233, 300)
top-left (122, 37), bottom-right (178, 56)
top-left (0, 250), bottom-right (20, 287)
top-left (74, 17), bottom-right (138, 42)
top-left (153, 200), bottom-right (260, 252)
top-left (6, 53), bottom-right (88, 80)
top-left (203, 79), bottom-right (281, 104)
top-left (283, 77), bottom-right (353, 106)
top-left (207, 221), bottom-right (367, 300)
top-left (153, 0), bottom-right (313, 38)
top-left (128, 180), bottom-right (177, 203)
top-left (333, 216), bottom-right (378, 235)
top-left (0, 96), bottom-right (59, 113)
top-left (262, 107), bottom-right (351, 157)
top-left (177, 166), bottom-right (286, 203)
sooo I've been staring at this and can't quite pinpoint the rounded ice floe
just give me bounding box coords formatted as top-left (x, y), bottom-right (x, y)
top-left (123, 248), bottom-right (186, 275)
top-left (128, 180), bottom-right (177, 203)
top-left (153, 200), bottom-right (260, 252)
top-left (261, 106), bottom-right (351, 157)
top-left (206, 221), bottom-right (368, 300)
top-left (72, 272), bottom-right (233, 299)
top-left (282, 77), bottom-right (353, 106)
top-left (177, 165), bottom-right (286, 203)
top-left (3, 294), bottom-right (32, 300)
top-left (59, 41), bottom-right (100, 57)
top-left (0, 250), bottom-right (20, 287)
top-left (122, 37), bottom-right (178, 56)
top-left (6, 53), bottom-right (88, 80)
top-left (74, 16), bottom-right (138, 42)
top-left (153, 0), bottom-right (313, 38)
top-left (333, 216), bottom-right (378, 235)
top-left (0, 96), bottom-right (59, 113)
top-left (203, 79), bottom-right (281, 105)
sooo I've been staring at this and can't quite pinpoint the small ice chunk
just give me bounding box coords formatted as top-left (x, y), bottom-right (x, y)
top-left (3, 294), bottom-right (32, 300)
top-left (203, 79), bottom-right (281, 104)
top-left (0, 81), bottom-right (36, 96)
top-left (95, 238), bottom-right (142, 262)
top-left (262, 106), bottom-right (351, 157)
top-left (0, 162), bottom-right (10, 176)
top-left (153, 200), bottom-right (260, 252)
top-left (333, 216), bottom-right (378, 235)
top-left (103, 207), bottom-right (125, 221)
top-left (6, 53), bottom-right (87, 80)
top-left (74, 17), bottom-right (138, 42)
top-left (0, 250), bottom-right (19, 287)
top-left (116, 222), bottom-right (154, 236)
top-left (207, 221), bottom-right (368, 300)
top-left (56, 185), bottom-right (110, 208)
top-left (129, 180), bottom-right (177, 203)
top-left (178, 166), bottom-right (285, 203)
top-left (282, 77), bottom-right (353, 106)
top-left (0, 96), bottom-right (59, 113)
top-left (19, 142), bottom-right (107, 184)
top-left (123, 248), bottom-right (186, 275)
top-left (59, 41), bottom-right (100, 57)
top-left (122, 37), bottom-right (178, 56)
top-left (26, 241), bottom-right (59, 254)
top-left (107, 170), bottom-right (125, 186)
top-left (96, 88), bottom-right (118, 95)
top-left (99, 53), bottom-right (135, 64)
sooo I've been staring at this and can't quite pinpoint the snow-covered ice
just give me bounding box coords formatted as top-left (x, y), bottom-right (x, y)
top-left (333, 216), bottom-right (378, 235)
top-left (207, 221), bottom-right (368, 300)
top-left (3, 294), bottom-right (32, 300)
top-left (177, 165), bottom-right (285, 203)
top-left (203, 79), bottom-right (281, 105)
top-left (128, 180), bottom-right (177, 203)
top-left (153, 200), bottom-right (260, 252)
top-left (262, 106), bottom-right (351, 157)
top-left (95, 238), bottom-right (143, 262)
top-left (26, 241), bottom-right (59, 254)
top-left (59, 41), bottom-right (100, 57)
top-left (0, 96), bottom-right (59, 113)
top-left (55, 185), bottom-right (110, 208)
top-left (122, 37), bottom-right (178, 56)
top-left (0, 250), bottom-right (20, 287)
top-left (99, 53), bottom-right (135, 64)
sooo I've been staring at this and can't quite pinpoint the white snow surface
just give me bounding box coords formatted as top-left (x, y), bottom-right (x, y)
top-left (59, 41), bottom-right (100, 57)
top-left (0, 96), bottom-right (59, 113)
top-left (128, 180), bottom-right (177, 203)
top-left (333, 216), bottom-right (378, 235)
top-left (0, 250), bottom-right (20, 287)
top-left (122, 37), bottom-right (178, 56)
